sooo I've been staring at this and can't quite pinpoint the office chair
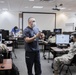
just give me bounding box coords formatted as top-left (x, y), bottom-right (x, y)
top-left (48, 42), bottom-right (57, 63)
top-left (59, 54), bottom-right (76, 75)
top-left (42, 30), bottom-right (51, 59)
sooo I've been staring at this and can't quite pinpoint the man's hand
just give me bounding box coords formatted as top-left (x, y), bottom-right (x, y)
top-left (34, 32), bottom-right (45, 39)
top-left (35, 32), bottom-right (42, 38)
top-left (40, 33), bottom-right (45, 39)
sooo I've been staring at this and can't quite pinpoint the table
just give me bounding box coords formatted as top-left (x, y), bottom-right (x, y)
top-left (0, 59), bottom-right (12, 75)
top-left (50, 47), bottom-right (71, 58)
top-left (9, 37), bottom-right (18, 48)
top-left (0, 59), bottom-right (12, 70)
top-left (47, 47), bottom-right (71, 63)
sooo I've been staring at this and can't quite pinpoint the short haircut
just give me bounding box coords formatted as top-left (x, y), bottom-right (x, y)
top-left (14, 26), bottom-right (18, 30)
top-left (73, 34), bottom-right (76, 38)
top-left (28, 17), bottom-right (34, 22)
top-left (71, 32), bottom-right (76, 38)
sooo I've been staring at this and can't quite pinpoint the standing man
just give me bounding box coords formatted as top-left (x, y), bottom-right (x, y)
top-left (23, 17), bottom-right (44, 75)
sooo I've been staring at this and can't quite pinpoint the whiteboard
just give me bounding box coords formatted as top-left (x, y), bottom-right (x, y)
top-left (23, 12), bottom-right (56, 31)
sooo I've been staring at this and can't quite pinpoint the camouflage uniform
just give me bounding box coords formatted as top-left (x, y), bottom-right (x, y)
top-left (53, 42), bottom-right (76, 71)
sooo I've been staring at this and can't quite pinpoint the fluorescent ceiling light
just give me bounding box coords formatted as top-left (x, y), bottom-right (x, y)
top-left (33, 6), bottom-right (43, 8)
top-left (0, 1), bottom-right (4, 3)
top-left (29, 0), bottom-right (34, 1)
top-left (1, 11), bottom-right (9, 15)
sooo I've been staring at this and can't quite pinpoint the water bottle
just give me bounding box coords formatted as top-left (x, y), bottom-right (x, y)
top-left (0, 54), bottom-right (4, 63)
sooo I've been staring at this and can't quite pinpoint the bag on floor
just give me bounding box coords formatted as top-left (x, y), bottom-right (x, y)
top-left (10, 63), bottom-right (20, 75)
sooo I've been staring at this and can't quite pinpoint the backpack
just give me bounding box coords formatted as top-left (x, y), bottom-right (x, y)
top-left (0, 43), bottom-right (8, 58)
top-left (10, 63), bottom-right (20, 75)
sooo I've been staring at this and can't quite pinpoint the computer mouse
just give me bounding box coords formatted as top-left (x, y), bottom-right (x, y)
top-left (1, 66), bottom-right (4, 68)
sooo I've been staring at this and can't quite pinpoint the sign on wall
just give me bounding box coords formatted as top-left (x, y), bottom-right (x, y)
top-left (64, 23), bottom-right (74, 32)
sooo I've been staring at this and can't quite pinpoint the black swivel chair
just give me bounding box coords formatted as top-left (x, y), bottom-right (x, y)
top-left (42, 30), bottom-right (51, 59)
top-left (59, 54), bottom-right (76, 75)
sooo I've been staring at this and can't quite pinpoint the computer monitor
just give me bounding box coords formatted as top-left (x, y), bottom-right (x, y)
top-left (0, 30), bottom-right (9, 40)
top-left (0, 34), bottom-right (2, 43)
top-left (54, 29), bottom-right (62, 34)
top-left (56, 34), bottom-right (69, 44)
top-left (4, 30), bottom-right (9, 40)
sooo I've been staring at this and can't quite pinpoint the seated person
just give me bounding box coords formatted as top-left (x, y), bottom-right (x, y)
top-left (0, 43), bottom-right (8, 50)
top-left (41, 33), bottom-right (55, 44)
top-left (53, 32), bottom-right (76, 75)
top-left (11, 26), bottom-right (20, 37)
top-left (48, 33), bottom-right (55, 43)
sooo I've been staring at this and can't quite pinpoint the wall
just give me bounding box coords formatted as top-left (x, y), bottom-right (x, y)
top-left (56, 12), bottom-right (76, 32)
top-left (0, 11), bottom-right (76, 32)
top-left (23, 12), bottom-right (76, 32)
top-left (0, 11), bottom-right (19, 32)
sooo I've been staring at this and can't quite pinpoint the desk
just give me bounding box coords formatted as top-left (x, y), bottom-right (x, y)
top-left (0, 59), bottom-right (12, 70)
top-left (47, 47), bottom-right (71, 63)
top-left (0, 59), bottom-right (12, 75)
top-left (51, 47), bottom-right (71, 51)
top-left (9, 37), bottom-right (18, 48)
top-left (50, 47), bottom-right (71, 58)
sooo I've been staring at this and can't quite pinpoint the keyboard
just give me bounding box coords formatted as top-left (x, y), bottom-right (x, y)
top-left (57, 45), bottom-right (69, 49)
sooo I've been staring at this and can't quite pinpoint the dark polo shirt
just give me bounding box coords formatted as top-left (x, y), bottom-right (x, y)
top-left (23, 26), bottom-right (40, 52)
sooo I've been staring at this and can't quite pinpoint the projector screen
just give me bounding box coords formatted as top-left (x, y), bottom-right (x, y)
top-left (23, 12), bottom-right (56, 31)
